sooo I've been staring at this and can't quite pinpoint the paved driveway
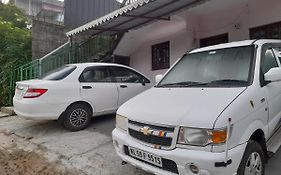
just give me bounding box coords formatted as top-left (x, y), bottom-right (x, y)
top-left (0, 115), bottom-right (280, 175)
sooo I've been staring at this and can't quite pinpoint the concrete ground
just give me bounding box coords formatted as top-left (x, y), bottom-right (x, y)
top-left (0, 115), bottom-right (280, 175)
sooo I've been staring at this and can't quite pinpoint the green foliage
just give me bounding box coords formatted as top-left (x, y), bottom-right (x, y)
top-left (0, 3), bottom-right (27, 29)
top-left (0, 3), bottom-right (31, 106)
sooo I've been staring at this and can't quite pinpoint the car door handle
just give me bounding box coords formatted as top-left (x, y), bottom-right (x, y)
top-left (120, 85), bottom-right (128, 88)
top-left (82, 86), bottom-right (92, 89)
top-left (261, 98), bottom-right (265, 103)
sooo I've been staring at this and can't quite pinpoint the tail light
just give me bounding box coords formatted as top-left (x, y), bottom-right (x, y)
top-left (23, 88), bottom-right (48, 98)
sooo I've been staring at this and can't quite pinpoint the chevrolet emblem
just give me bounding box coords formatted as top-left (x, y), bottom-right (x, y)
top-left (140, 126), bottom-right (152, 136)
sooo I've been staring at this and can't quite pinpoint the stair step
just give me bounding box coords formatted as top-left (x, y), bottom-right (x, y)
top-left (267, 127), bottom-right (281, 153)
top-left (0, 111), bottom-right (10, 118)
top-left (0, 107), bottom-right (15, 116)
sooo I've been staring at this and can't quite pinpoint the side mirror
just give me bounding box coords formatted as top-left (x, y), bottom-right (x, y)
top-left (155, 74), bottom-right (163, 84)
top-left (264, 67), bottom-right (281, 82)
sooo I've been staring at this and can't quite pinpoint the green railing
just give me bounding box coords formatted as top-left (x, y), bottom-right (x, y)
top-left (8, 35), bottom-right (112, 105)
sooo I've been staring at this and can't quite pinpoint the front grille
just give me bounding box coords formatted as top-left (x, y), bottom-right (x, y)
top-left (128, 120), bottom-right (175, 148)
top-left (129, 120), bottom-right (174, 132)
top-left (129, 129), bottom-right (172, 146)
top-left (124, 146), bottom-right (179, 174)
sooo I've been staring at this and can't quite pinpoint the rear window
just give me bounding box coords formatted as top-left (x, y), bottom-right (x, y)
top-left (41, 65), bottom-right (76, 80)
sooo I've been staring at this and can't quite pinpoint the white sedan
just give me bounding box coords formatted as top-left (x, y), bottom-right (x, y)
top-left (13, 63), bottom-right (151, 131)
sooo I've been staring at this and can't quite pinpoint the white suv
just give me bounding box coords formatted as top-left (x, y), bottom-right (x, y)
top-left (112, 40), bottom-right (281, 175)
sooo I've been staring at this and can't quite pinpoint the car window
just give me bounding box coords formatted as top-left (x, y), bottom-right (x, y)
top-left (158, 46), bottom-right (254, 87)
top-left (112, 67), bottom-right (149, 83)
top-left (261, 49), bottom-right (278, 74)
top-left (41, 65), bottom-right (76, 81)
top-left (81, 67), bottom-right (113, 82)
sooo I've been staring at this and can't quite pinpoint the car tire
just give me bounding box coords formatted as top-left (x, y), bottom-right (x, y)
top-left (237, 140), bottom-right (265, 175)
top-left (63, 103), bottom-right (92, 132)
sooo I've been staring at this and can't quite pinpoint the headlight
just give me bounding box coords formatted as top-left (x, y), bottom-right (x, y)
top-left (177, 127), bottom-right (227, 146)
top-left (116, 114), bottom-right (128, 132)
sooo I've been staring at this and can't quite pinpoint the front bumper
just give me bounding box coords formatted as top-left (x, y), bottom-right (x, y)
top-left (112, 128), bottom-right (247, 175)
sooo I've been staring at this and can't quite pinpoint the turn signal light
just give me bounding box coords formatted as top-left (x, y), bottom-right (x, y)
top-left (212, 130), bottom-right (227, 144)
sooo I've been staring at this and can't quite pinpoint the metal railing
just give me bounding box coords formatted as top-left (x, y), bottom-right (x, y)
top-left (8, 35), bottom-right (112, 105)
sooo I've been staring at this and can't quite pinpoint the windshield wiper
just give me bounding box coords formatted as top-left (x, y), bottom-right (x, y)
top-left (210, 79), bottom-right (248, 84)
top-left (157, 81), bottom-right (209, 87)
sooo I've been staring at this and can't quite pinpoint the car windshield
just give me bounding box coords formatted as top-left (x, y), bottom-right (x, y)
top-left (41, 65), bottom-right (76, 81)
top-left (157, 46), bottom-right (254, 87)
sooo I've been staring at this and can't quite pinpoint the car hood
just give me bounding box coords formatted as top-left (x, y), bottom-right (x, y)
top-left (118, 87), bottom-right (247, 128)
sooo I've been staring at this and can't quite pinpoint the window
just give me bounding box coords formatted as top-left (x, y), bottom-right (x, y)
top-left (152, 41), bottom-right (170, 70)
top-left (112, 67), bottom-right (150, 83)
top-left (250, 21), bottom-right (281, 39)
top-left (261, 49), bottom-right (278, 75)
top-left (80, 67), bottom-right (113, 82)
top-left (158, 46), bottom-right (254, 87)
top-left (200, 33), bottom-right (228, 47)
top-left (41, 65), bottom-right (76, 81)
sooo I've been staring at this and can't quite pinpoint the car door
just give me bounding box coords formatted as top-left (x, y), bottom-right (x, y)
top-left (260, 47), bottom-right (281, 137)
top-left (79, 66), bottom-right (118, 114)
top-left (111, 66), bottom-right (151, 107)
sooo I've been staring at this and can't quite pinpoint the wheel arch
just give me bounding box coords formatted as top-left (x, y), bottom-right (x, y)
top-left (239, 120), bottom-right (267, 145)
top-left (58, 100), bottom-right (95, 122)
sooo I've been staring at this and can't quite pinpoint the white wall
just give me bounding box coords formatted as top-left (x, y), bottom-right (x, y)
top-left (115, 0), bottom-right (281, 81)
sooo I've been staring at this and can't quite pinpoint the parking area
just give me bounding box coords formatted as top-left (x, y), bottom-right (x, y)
top-left (0, 115), bottom-right (280, 175)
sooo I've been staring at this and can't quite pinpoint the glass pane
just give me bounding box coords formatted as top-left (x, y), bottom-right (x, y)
top-left (159, 46), bottom-right (254, 87)
top-left (261, 49), bottom-right (278, 74)
top-left (82, 68), bottom-right (112, 82)
top-left (41, 65), bottom-right (76, 80)
top-left (113, 67), bottom-right (142, 83)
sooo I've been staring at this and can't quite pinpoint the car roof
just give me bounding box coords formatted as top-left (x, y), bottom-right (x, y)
top-left (69, 62), bottom-right (129, 68)
top-left (68, 62), bottom-right (150, 80)
top-left (190, 39), bottom-right (281, 53)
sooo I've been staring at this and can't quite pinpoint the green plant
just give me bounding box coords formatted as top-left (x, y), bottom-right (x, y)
top-left (0, 3), bottom-right (31, 106)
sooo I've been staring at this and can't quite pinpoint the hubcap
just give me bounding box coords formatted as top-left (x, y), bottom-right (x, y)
top-left (244, 152), bottom-right (263, 175)
top-left (69, 108), bottom-right (88, 127)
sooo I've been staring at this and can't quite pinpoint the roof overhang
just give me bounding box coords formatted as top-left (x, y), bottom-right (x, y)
top-left (66, 0), bottom-right (209, 37)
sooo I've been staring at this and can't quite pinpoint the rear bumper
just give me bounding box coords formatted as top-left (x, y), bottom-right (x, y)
top-left (112, 128), bottom-right (246, 175)
top-left (13, 97), bottom-right (67, 120)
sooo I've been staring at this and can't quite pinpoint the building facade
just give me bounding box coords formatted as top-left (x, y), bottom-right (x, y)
top-left (113, 0), bottom-right (281, 81)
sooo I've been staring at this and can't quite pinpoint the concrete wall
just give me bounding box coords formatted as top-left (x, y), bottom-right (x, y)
top-left (64, 0), bottom-right (120, 29)
top-left (115, 0), bottom-right (281, 81)
top-left (32, 20), bottom-right (68, 59)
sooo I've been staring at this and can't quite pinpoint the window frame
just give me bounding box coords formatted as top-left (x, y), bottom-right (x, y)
top-left (250, 21), bottom-right (281, 39)
top-left (79, 66), bottom-right (115, 83)
top-left (260, 43), bottom-right (281, 87)
top-left (110, 66), bottom-right (150, 84)
top-left (152, 41), bottom-right (170, 71)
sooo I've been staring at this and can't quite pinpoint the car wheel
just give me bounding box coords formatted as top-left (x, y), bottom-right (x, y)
top-left (63, 103), bottom-right (92, 131)
top-left (237, 140), bottom-right (265, 175)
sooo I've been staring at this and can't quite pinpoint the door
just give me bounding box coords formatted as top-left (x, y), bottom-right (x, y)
top-left (79, 66), bottom-right (118, 114)
top-left (111, 66), bottom-right (150, 107)
top-left (114, 55), bottom-right (130, 66)
top-left (200, 33), bottom-right (228, 47)
top-left (260, 47), bottom-right (281, 136)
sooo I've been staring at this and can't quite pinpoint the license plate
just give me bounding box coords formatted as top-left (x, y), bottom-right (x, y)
top-left (128, 146), bottom-right (162, 167)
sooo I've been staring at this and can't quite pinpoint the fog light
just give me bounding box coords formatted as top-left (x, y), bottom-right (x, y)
top-left (189, 164), bottom-right (199, 174)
